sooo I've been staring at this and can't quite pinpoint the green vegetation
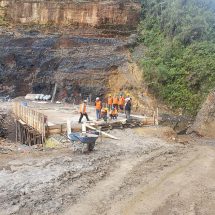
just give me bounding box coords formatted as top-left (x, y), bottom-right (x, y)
top-left (139, 0), bottom-right (215, 115)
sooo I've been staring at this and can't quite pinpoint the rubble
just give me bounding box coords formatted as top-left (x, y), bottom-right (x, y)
top-left (160, 113), bottom-right (193, 134)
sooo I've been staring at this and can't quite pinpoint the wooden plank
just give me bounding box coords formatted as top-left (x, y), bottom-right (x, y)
top-left (48, 129), bottom-right (62, 135)
top-left (51, 83), bottom-right (57, 103)
top-left (86, 124), bottom-right (119, 140)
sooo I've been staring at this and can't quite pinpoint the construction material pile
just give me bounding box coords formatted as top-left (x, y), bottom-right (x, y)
top-left (93, 118), bottom-right (151, 131)
top-left (25, 94), bottom-right (51, 101)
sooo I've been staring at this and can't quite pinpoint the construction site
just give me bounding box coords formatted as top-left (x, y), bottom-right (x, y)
top-left (0, 89), bottom-right (215, 215)
top-left (0, 0), bottom-right (215, 215)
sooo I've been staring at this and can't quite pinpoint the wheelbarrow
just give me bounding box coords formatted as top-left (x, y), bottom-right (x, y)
top-left (68, 132), bottom-right (99, 153)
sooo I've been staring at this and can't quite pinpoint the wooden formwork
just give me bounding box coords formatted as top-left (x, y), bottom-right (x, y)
top-left (12, 102), bottom-right (47, 145)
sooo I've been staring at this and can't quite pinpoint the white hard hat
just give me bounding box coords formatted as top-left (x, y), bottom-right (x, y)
top-left (96, 97), bottom-right (99, 100)
top-left (84, 100), bottom-right (87, 103)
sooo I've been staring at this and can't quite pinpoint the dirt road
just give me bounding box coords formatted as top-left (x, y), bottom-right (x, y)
top-left (0, 128), bottom-right (214, 215)
top-left (64, 142), bottom-right (215, 215)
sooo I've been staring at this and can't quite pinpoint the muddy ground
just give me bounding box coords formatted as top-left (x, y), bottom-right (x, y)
top-left (0, 126), bottom-right (215, 215)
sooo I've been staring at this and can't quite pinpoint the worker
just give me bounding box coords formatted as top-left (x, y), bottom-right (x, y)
top-left (107, 94), bottom-right (113, 111)
top-left (101, 108), bottom-right (108, 122)
top-left (79, 100), bottom-right (90, 123)
top-left (113, 95), bottom-right (119, 110)
top-left (125, 98), bottom-right (131, 120)
top-left (119, 95), bottom-right (125, 112)
top-left (95, 97), bottom-right (102, 120)
top-left (109, 107), bottom-right (118, 120)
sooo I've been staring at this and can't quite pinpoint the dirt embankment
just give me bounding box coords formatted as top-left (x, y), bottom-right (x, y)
top-left (0, 102), bottom-right (14, 141)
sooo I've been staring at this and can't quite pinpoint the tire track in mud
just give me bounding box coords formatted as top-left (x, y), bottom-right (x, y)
top-left (63, 145), bottom-right (189, 215)
top-left (0, 128), bottom-right (199, 215)
top-left (118, 145), bottom-right (215, 215)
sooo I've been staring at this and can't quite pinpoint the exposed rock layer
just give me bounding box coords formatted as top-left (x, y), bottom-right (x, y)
top-left (0, 0), bottom-right (151, 112)
top-left (0, 0), bottom-right (141, 28)
top-left (0, 28), bottom-right (141, 101)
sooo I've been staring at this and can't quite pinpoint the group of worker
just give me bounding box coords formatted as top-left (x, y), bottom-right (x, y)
top-left (79, 94), bottom-right (132, 123)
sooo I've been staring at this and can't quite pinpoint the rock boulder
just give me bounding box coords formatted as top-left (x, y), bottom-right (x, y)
top-left (188, 89), bottom-right (215, 138)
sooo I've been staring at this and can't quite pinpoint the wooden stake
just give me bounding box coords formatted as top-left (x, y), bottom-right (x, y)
top-left (51, 83), bottom-right (57, 103)
top-left (156, 107), bottom-right (159, 126)
top-left (15, 119), bottom-right (18, 144)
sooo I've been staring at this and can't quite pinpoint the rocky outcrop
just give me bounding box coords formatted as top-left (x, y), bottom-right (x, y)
top-left (0, 0), bottom-right (144, 106)
top-left (0, 28), bottom-right (142, 101)
top-left (188, 89), bottom-right (215, 138)
top-left (160, 114), bottom-right (193, 134)
top-left (0, 0), bottom-right (141, 28)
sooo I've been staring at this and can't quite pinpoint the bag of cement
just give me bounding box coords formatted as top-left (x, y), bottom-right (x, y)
top-left (35, 94), bottom-right (41, 100)
top-left (39, 94), bottom-right (44, 100)
top-left (42, 95), bottom-right (46, 101)
top-left (25, 94), bottom-right (37, 100)
top-left (46, 95), bottom-right (51, 100)
top-left (43, 95), bottom-right (51, 101)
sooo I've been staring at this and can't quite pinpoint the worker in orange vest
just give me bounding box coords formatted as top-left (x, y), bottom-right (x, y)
top-left (79, 100), bottom-right (90, 123)
top-left (95, 97), bottom-right (102, 120)
top-left (113, 95), bottom-right (119, 110)
top-left (107, 94), bottom-right (113, 111)
top-left (109, 107), bottom-right (118, 120)
top-left (119, 95), bottom-right (125, 112)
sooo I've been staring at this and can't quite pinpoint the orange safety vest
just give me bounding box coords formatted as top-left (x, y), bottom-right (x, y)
top-left (119, 97), bottom-right (125, 106)
top-left (95, 101), bottom-right (102, 110)
top-left (108, 97), bottom-right (113, 105)
top-left (80, 103), bottom-right (87, 113)
top-left (111, 109), bottom-right (118, 115)
top-left (113, 97), bottom-right (119, 105)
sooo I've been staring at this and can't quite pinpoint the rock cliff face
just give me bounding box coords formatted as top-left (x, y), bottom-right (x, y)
top-left (0, 0), bottom-right (141, 28)
top-left (0, 0), bottom-right (144, 105)
top-left (0, 28), bottom-right (142, 101)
